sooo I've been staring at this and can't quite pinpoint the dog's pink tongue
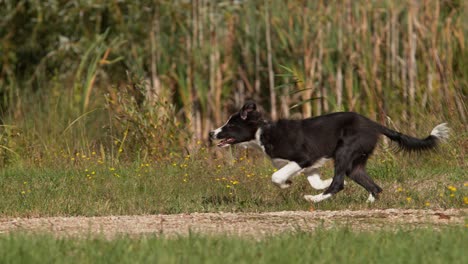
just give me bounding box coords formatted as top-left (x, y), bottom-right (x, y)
top-left (217, 138), bottom-right (234, 147)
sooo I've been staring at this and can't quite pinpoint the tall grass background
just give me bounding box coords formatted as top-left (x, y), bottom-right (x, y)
top-left (0, 0), bottom-right (466, 167)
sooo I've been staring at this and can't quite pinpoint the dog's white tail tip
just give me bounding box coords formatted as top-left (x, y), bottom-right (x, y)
top-left (430, 123), bottom-right (450, 141)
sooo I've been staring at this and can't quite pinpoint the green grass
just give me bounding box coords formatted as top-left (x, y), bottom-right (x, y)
top-left (1, 227), bottom-right (466, 264)
top-left (1, 145), bottom-right (466, 217)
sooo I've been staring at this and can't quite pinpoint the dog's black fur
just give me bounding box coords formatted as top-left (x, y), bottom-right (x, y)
top-left (209, 102), bottom-right (449, 202)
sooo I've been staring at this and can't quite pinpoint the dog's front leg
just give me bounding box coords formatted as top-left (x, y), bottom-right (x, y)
top-left (307, 173), bottom-right (333, 190)
top-left (271, 162), bottom-right (302, 189)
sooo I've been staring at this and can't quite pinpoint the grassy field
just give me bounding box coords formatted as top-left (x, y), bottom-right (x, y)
top-left (1, 136), bottom-right (466, 217)
top-left (1, 227), bottom-right (466, 264)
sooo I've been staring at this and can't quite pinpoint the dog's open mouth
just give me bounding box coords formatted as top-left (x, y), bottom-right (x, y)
top-left (217, 138), bottom-right (236, 147)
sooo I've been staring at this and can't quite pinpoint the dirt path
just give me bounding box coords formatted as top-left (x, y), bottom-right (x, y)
top-left (1, 209), bottom-right (466, 238)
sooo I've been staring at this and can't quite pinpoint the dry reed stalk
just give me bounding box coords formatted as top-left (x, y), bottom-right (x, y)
top-left (265, 0), bottom-right (277, 120)
top-left (335, 5), bottom-right (343, 111)
top-left (302, 10), bottom-right (314, 118)
top-left (315, 28), bottom-right (324, 115)
top-left (372, 25), bottom-right (385, 125)
top-left (344, 0), bottom-right (355, 111)
top-left (408, 1), bottom-right (417, 130)
top-left (148, 9), bottom-right (161, 106)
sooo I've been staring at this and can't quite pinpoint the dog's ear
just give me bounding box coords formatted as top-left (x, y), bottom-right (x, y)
top-left (240, 102), bottom-right (257, 120)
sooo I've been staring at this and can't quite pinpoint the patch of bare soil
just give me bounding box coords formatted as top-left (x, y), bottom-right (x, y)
top-left (1, 209), bottom-right (466, 238)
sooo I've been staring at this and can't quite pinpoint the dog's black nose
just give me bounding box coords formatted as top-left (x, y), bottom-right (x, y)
top-left (208, 131), bottom-right (214, 139)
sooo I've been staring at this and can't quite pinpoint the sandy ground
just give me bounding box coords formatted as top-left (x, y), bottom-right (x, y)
top-left (1, 209), bottom-right (466, 238)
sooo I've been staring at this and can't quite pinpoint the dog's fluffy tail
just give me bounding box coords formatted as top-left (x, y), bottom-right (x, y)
top-left (379, 123), bottom-right (449, 152)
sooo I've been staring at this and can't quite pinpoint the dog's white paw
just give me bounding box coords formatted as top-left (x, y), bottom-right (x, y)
top-left (307, 175), bottom-right (347, 190)
top-left (366, 193), bottom-right (376, 203)
top-left (304, 193), bottom-right (332, 203)
top-left (307, 175), bottom-right (332, 190)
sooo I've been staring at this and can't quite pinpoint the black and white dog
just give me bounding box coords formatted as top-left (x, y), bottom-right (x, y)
top-left (209, 102), bottom-right (449, 203)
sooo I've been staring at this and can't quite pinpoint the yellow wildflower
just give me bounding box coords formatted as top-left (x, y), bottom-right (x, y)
top-left (406, 197), bottom-right (412, 202)
top-left (447, 185), bottom-right (457, 192)
top-left (464, 197), bottom-right (468, 205)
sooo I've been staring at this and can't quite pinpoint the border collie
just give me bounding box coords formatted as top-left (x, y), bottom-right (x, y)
top-left (209, 102), bottom-right (449, 203)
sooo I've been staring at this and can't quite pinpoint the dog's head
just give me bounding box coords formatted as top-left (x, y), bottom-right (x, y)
top-left (209, 102), bottom-right (263, 147)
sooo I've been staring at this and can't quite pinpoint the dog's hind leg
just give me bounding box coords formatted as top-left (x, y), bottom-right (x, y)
top-left (348, 164), bottom-right (382, 203)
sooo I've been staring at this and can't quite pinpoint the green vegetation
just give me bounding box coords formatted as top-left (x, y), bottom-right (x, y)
top-left (0, 1), bottom-right (466, 167)
top-left (1, 146), bottom-right (466, 217)
top-left (1, 227), bottom-right (467, 264)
